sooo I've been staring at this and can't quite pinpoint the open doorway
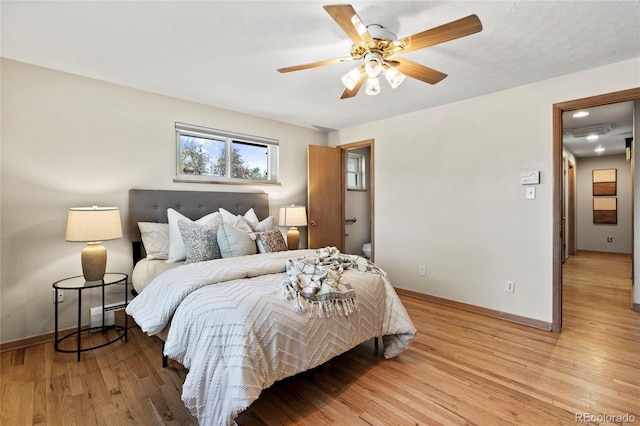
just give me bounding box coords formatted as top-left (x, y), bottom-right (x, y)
top-left (552, 88), bottom-right (640, 332)
top-left (341, 140), bottom-right (375, 261)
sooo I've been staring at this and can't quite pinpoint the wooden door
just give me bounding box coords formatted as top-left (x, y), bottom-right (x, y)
top-left (307, 145), bottom-right (344, 250)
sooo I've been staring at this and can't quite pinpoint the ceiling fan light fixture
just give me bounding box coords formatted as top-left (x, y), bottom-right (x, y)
top-left (365, 77), bottom-right (381, 96)
top-left (364, 52), bottom-right (383, 78)
top-left (384, 67), bottom-right (406, 89)
top-left (341, 67), bottom-right (362, 90)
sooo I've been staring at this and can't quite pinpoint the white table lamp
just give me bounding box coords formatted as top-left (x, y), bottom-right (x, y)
top-left (66, 206), bottom-right (123, 281)
top-left (278, 205), bottom-right (307, 250)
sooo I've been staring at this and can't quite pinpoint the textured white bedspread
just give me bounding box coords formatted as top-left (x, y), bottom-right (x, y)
top-left (126, 250), bottom-right (416, 426)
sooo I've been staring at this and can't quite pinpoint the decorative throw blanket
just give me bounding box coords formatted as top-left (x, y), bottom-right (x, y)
top-left (283, 246), bottom-right (385, 317)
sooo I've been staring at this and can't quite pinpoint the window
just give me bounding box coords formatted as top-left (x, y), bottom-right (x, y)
top-left (347, 152), bottom-right (366, 190)
top-left (175, 122), bottom-right (279, 184)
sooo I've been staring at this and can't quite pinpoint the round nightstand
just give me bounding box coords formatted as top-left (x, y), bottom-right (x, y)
top-left (53, 272), bottom-right (128, 361)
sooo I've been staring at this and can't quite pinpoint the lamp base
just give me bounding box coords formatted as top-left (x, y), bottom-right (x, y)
top-left (286, 227), bottom-right (300, 250)
top-left (81, 242), bottom-right (107, 281)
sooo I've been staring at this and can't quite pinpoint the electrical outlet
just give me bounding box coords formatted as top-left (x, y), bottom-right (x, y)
top-left (53, 289), bottom-right (64, 303)
top-left (505, 280), bottom-right (515, 293)
top-left (418, 265), bottom-right (426, 276)
top-left (607, 236), bottom-right (613, 243)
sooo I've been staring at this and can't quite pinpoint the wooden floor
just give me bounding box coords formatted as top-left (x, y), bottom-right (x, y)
top-left (2, 251), bottom-right (638, 425)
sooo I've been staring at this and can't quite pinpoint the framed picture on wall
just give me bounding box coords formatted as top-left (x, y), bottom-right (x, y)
top-left (592, 168), bottom-right (617, 196)
top-left (593, 197), bottom-right (617, 224)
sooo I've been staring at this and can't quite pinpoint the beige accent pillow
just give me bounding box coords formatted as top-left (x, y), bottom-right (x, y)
top-left (255, 229), bottom-right (288, 253)
top-left (138, 222), bottom-right (170, 260)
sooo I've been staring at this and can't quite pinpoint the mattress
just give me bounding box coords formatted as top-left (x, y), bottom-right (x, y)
top-left (132, 257), bottom-right (183, 294)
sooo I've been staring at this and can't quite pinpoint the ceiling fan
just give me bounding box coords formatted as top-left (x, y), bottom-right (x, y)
top-left (278, 4), bottom-right (483, 99)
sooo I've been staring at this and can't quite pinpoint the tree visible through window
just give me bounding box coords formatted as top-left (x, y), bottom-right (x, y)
top-left (175, 123), bottom-right (278, 184)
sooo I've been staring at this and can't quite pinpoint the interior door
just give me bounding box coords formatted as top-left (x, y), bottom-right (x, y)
top-left (307, 145), bottom-right (344, 250)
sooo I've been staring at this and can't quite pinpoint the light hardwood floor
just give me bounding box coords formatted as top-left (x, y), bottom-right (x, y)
top-left (1, 251), bottom-right (638, 425)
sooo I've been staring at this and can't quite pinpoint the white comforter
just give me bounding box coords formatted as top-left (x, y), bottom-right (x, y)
top-left (126, 250), bottom-right (416, 426)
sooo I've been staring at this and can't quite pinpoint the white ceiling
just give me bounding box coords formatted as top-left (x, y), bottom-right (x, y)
top-left (1, 1), bottom-right (639, 133)
top-left (563, 101), bottom-right (634, 158)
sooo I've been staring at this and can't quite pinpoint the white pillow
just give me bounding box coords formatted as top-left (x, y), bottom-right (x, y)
top-left (166, 209), bottom-right (222, 263)
top-left (219, 207), bottom-right (259, 230)
top-left (138, 222), bottom-right (169, 260)
top-left (254, 216), bottom-right (276, 232)
top-left (217, 222), bottom-right (257, 258)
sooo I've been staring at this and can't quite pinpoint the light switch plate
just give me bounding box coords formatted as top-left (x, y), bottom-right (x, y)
top-left (526, 187), bottom-right (536, 199)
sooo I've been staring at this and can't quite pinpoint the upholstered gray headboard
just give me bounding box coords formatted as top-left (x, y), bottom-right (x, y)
top-left (128, 189), bottom-right (269, 262)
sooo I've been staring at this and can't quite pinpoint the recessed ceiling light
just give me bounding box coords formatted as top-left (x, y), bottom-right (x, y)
top-left (586, 134), bottom-right (599, 141)
top-left (573, 111), bottom-right (589, 118)
top-left (595, 147), bottom-right (605, 153)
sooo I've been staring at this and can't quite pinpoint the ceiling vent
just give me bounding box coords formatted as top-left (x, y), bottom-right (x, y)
top-left (563, 123), bottom-right (615, 138)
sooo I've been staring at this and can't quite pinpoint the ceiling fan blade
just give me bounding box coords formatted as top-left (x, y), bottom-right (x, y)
top-left (323, 4), bottom-right (374, 47)
top-left (340, 72), bottom-right (366, 99)
top-left (396, 14), bottom-right (482, 54)
top-left (278, 57), bottom-right (353, 73)
top-left (394, 58), bottom-right (447, 85)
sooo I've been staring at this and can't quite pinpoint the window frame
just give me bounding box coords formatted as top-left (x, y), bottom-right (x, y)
top-left (346, 152), bottom-right (366, 191)
top-left (175, 122), bottom-right (279, 185)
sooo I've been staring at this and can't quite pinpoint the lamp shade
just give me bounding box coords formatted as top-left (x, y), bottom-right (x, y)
top-left (278, 205), bottom-right (307, 227)
top-left (66, 206), bottom-right (122, 281)
top-left (66, 206), bottom-right (123, 242)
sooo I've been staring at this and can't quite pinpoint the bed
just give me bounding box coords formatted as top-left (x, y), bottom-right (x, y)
top-left (125, 189), bottom-right (416, 426)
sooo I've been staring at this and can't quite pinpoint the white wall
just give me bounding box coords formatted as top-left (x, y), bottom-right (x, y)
top-left (576, 155), bottom-right (631, 253)
top-left (0, 59), bottom-right (327, 343)
top-left (330, 58), bottom-right (640, 324)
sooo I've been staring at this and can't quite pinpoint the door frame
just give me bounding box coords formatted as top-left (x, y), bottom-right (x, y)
top-left (552, 87), bottom-right (640, 332)
top-left (568, 161), bottom-right (576, 256)
top-left (339, 139), bottom-right (375, 261)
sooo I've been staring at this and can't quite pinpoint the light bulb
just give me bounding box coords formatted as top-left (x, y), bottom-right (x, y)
top-left (365, 77), bottom-right (380, 96)
top-left (364, 58), bottom-right (382, 78)
top-left (363, 52), bottom-right (383, 78)
top-left (341, 67), bottom-right (362, 90)
top-left (364, 59), bottom-right (382, 78)
top-left (384, 67), bottom-right (406, 89)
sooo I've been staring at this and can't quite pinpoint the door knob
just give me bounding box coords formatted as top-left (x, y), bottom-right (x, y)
top-left (310, 220), bottom-right (317, 226)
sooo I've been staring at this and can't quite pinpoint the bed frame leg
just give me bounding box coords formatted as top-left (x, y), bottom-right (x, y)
top-left (307, 370), bottom-right (315, 382)
top-left (162, 341), bottom-right (168, 368)
top-left (374, 336), bottom-right (379, 353)
top-left (306, 364), bottom-right (325, 382)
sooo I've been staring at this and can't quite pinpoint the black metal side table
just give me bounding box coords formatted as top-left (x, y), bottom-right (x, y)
top-left (53, 272), bottom-right (128, 361)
